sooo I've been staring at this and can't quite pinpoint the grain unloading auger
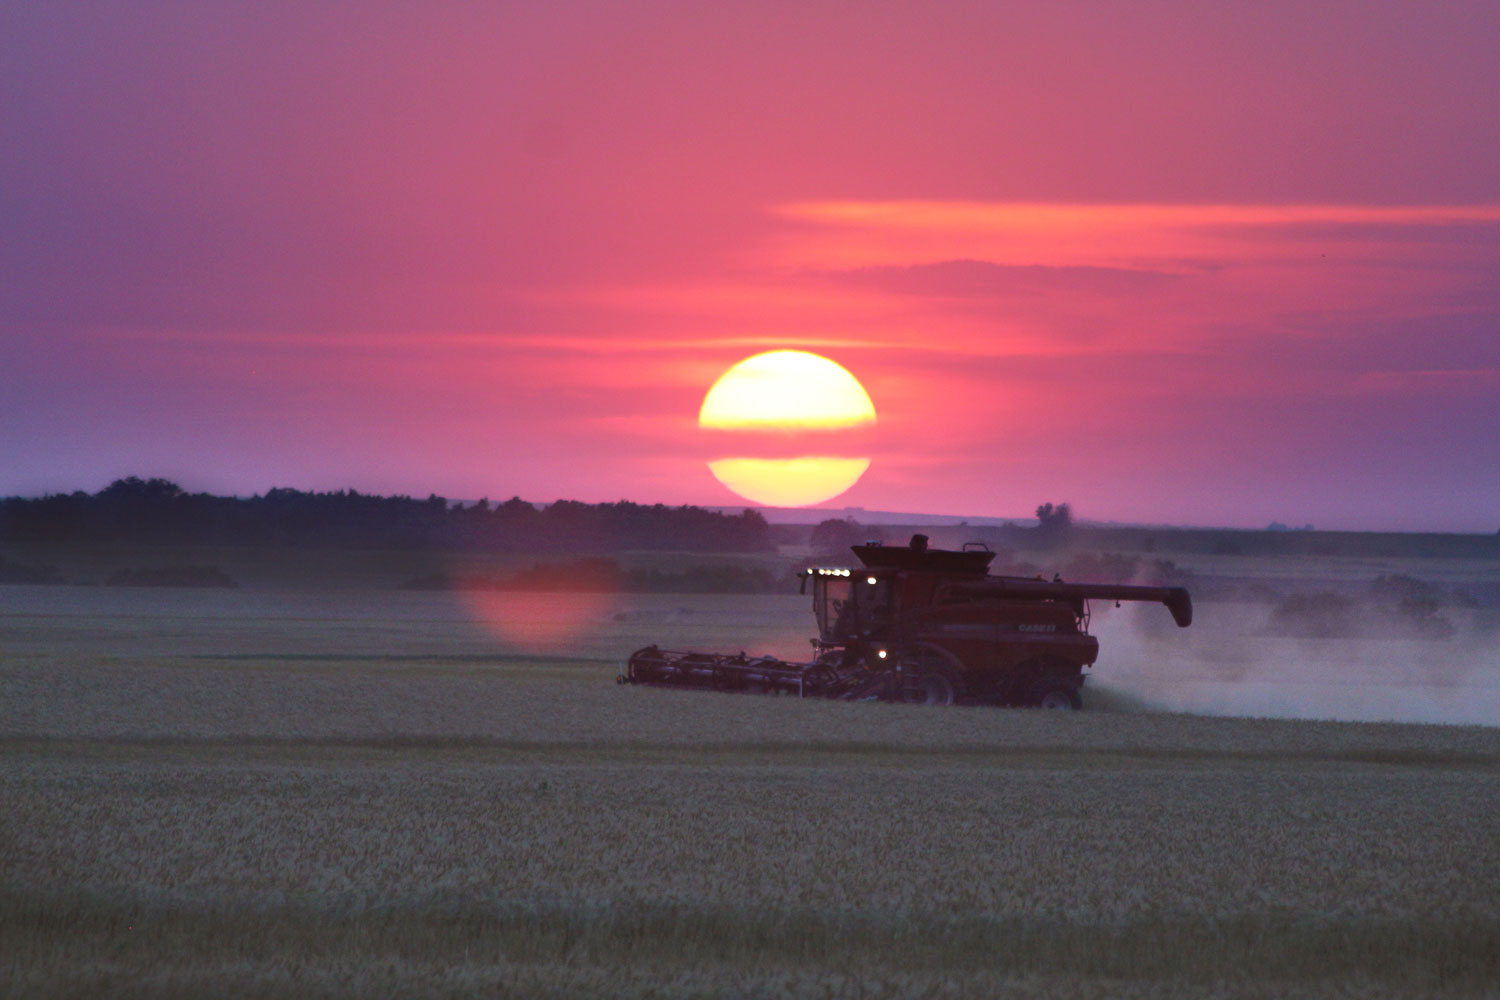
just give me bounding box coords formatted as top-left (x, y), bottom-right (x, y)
top-left (620, 534), bottom-right (1191, 709)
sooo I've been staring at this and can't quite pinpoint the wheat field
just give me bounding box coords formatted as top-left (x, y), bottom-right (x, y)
top-left (3, 584), bottom-right (1499, 997)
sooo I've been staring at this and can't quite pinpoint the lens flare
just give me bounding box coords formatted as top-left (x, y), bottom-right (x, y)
top-left (458, 586), bottom-right (617, 652)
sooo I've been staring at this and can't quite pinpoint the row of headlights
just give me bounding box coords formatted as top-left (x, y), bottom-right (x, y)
top-left (807, 567), bottom-right (882, 586)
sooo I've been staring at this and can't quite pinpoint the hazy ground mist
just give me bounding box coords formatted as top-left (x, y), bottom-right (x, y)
top-left (1089, 601), bottom-right (1500, 727)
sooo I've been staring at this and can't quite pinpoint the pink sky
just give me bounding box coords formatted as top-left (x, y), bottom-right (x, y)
top-left (3, 2), bottom-right (1498, 530)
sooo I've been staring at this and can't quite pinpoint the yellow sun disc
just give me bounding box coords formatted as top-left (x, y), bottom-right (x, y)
top-left (699, 351), bottom-right (876, 507)
top-left (699, 350), bottom-right (876, 430)
top-left (707, 457), bottom-right (872, 508)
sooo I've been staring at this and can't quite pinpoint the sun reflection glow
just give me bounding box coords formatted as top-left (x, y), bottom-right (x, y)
top-left (459, 587), bottom-right (616, 652)
top-left (706, 456), bottom-right (872, 508)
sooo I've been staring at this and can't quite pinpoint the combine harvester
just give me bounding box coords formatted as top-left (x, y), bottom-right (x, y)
top-left (620, 534), bottom-right (1192, 709)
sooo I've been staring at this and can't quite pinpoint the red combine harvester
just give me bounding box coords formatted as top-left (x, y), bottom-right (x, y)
top-left (620, 534), bottom-right (1192, 709)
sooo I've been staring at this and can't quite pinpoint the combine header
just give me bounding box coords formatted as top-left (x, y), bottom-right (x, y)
top-left (620, 534), bottom-right (1191, 709)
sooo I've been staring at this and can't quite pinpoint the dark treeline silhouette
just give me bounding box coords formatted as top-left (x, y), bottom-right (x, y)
top-left (0, 478), bottom-right (774, 553)
top-left (1033, 501), bottom-right (1073, 548)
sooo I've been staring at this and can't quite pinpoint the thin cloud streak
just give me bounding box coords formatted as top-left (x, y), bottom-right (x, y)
top-left (767, 201), bottom-right (1500, 271)
top-left (779, 201), bottom-right (1500, 227)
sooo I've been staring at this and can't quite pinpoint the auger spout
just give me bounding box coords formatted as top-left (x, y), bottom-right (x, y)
top-left (944, 578), bottom-right (1193, 627)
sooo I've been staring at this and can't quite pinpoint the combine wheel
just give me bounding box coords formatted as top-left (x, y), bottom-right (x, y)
top-left (904, 671), bottom-right (958, 706)
top-left (898, 643), bottom-right (966, 707)
top-left (1028, 677), bottom-right (1082, 711)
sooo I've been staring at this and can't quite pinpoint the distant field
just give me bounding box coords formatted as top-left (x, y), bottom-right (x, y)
top-left (7, 531), bottom-right (1499, 595)
top-left (3, 583), bottom-right (1499, 997)
top-left (0, 539), bottom-right (799, 591)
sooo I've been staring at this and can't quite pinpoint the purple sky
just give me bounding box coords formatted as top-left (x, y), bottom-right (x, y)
top-left (3, 2), bottom-right (1498, 530)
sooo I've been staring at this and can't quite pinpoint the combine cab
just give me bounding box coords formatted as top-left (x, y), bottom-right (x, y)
top-left (620, 534), bottom-right (1191, 709)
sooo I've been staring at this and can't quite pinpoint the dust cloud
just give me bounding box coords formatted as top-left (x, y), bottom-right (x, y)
top-left (1086, 601), bottom-right (1500, 727)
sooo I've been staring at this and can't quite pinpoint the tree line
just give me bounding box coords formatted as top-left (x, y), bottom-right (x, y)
top-left (0, 478), bottom-right (774, 553)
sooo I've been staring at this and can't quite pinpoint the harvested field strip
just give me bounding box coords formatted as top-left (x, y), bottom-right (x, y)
top-left (1, 612), bottom-right (473, 625)
top-left (6, 735), bottom-right (1500, 771)
top-left (4, 892), bottom-right (1498, 989)
top-left (192, 653), bottom-right (612, 665)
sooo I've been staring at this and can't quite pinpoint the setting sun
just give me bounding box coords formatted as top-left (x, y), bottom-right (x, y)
top-left (699, 350), bottom-right (876, 507)
top-left (699, 350), bottom-right (877, 429)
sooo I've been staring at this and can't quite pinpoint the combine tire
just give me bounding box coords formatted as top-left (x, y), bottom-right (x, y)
top-left (1029, 678), bottom-right (1082, 711)
top-left (904, 671), bottom-right (958, 705)
top-left (898, 644), bottom-right (966, 706)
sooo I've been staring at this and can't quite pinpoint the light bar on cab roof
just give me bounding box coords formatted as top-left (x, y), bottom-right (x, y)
top-left (807, 567), bottom-right (852, 576)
